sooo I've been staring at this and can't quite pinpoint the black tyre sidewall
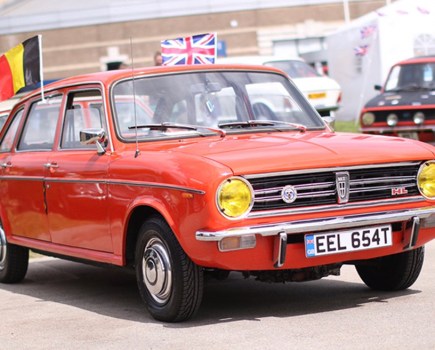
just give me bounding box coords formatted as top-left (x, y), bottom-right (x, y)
top-left (135, 217), bottom-right (203, 322)
top-left (0, 226), bottom-right (29, 284)
top-left (356, 246), bottom-right (425, 291)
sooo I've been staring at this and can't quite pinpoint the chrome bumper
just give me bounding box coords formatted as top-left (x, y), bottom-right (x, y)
top-left (360, 126), bottom-right (435, 133)
top-left (196, 207), bottom-right (435, 241)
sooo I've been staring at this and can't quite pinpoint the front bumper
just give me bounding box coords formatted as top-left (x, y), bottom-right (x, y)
top-left (196, 207), bottom-right (435, 267)
top-left (361, 125), bottom-right (435, 133)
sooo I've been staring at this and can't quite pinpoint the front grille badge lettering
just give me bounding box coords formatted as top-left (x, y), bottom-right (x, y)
top-left (336, 171), bottom-right (350, 204)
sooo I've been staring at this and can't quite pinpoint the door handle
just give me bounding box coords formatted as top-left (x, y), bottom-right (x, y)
top-left (0, 162), bottom-right (12, 168)
top-left (43, 162), bottom-right (59, 169)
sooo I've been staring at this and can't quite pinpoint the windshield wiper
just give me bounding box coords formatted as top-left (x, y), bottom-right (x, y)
top-left (128, 123), bottom-right (226, 137)
top-left (218, 120), bottom-right (307, 132)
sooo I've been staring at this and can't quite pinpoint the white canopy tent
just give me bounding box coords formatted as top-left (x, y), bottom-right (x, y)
top-left (327, 0), bottom-right (435, 121)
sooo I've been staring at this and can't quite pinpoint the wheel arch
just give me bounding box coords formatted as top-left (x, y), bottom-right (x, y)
top-left (124, 204), bottom-right (175, 267)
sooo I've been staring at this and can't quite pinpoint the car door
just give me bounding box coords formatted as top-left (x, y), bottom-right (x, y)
top-left (45, 89), bottom-right (113, 252)
top-left (0, 97), bottom-right (61, 242)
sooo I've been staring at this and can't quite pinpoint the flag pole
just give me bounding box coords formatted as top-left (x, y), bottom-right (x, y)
top-left (38, 34), bottom-right (46, 102)
top-left (214, 32), bottom-right (217, 63)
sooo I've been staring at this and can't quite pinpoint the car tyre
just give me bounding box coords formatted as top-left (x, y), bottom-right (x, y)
top-left (355, 247), bottom-right (424, 291)
top-left (0, 222), bottom-right (29, 283)
top-left (135, 216), bottom-right (204, 322)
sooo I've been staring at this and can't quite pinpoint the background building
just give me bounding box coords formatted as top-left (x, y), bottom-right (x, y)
top-left (0, 0), bottom-right (388, 80)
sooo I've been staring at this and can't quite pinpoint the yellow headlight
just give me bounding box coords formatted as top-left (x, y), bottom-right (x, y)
top-left (217, 177), bottom-right (253, 218)
top-left (418, 161), bottom-right (435, 199)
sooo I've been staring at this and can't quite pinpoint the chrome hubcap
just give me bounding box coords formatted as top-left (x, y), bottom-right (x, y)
top-left (142, 237), bottom-right (172, 304)
top-left (0, 225), bottom-right (6, 271)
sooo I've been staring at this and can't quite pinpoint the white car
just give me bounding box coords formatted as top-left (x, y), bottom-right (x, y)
top-left (218, 56), bottom-right (341, 117)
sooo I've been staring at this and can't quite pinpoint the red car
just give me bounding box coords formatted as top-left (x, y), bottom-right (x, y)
top-left (360, 56), bottom-right (435, 142)
top-left (1, 64), bottom-right (435, 322)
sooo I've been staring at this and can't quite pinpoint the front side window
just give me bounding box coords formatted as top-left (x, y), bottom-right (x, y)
top-left (112, 71), bottom-right (324, 141)
top-left (61, 90), bottom-right (107, 149)
top-left (18, 96), bottom-right (62, 151)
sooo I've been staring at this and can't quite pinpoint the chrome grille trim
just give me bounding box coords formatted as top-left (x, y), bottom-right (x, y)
top-left (247, 162), bottom-right (423, 214)
top-left (244, 161), bottom-right (420, 179)
top-left (349, 183), bottom-right (415, 194)
top-left (247, 196), bottom-right (425, 218)
top-left (350, 175), bottom-right (415, 185)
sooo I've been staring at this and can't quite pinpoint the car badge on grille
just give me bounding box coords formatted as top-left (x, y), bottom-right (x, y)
top-left (281, 185), bottom-right (298, 204)
top-left (336, 171), bottom-right (350, 204)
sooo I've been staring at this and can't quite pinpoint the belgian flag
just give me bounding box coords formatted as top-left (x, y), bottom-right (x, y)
top-left (0, 36), bottom-right (41, 102)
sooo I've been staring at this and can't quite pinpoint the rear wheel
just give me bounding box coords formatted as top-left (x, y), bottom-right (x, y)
top-left (355, 247), bottom-right (424, 291)
top-left (135, 216), bottom-right (203, 322)
top-left (0, 222), bottom-right (29, 283)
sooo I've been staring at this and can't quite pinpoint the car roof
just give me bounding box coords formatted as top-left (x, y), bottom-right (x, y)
top-left (395, 56), bottom-right (435, 66)
top-left (217, 55), bottom-right (305, 65)
top-left (19, 64), bottom-right (287, 101)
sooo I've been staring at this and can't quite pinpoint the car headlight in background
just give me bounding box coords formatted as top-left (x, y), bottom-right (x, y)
top-left (386, 113), bottom-right (398, 127)
top-left (217, 177), bottom-right (253, 218)
top-left (413, 112), bottom-right (425, 125)
top-left (361, 112), bottom-right (375, 126)
top-left (417, 161), bottom-right (435, 199)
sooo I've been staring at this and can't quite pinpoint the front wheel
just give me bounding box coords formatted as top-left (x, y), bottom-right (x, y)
top-left (355, 247), bottom-right (424, 291)
top-left (135, 216), bottom-right (203, 322)
top-left (0, 222), bottom-right (29, 283)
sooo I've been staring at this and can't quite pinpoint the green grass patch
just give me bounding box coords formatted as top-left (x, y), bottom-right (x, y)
top-left (334, 120), bottom-right (360, 133)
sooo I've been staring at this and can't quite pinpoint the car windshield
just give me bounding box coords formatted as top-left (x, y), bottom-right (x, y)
top-left (112, 70), bottom-right (325, 141)
top-left (384, 62), bottom-right (435, 92)
top-left (263, 60), bottom-right (320, 78)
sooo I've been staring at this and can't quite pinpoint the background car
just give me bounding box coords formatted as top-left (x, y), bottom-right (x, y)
top-left (360, 56), bottom-right (435, 143)
top-left (218, 55), bottom-right (342, 117)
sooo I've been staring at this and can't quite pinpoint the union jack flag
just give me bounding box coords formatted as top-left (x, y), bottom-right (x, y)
top-left (360, 24), bottom-right (376, 39)
top-left (417, 6), bottom-right (430, 15)
top-left (161, 33), bottom-right (217, 66)
top-left (354, 44), bottom-right (369, 57)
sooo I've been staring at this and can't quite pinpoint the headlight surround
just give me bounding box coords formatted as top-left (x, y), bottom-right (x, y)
top-left (413, 111), bottom-right (425, 125)
top-left (217, 177), bottom-right (254, 218)
top-left (386, 113), bottom-right (398, 126)
top-left (361, 112), bottom-right (375, 126)
top-left (417, 161), bottom-right (435, 199)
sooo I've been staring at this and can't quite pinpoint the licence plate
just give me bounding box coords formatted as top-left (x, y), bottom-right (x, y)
top-left (308, 92), bottom-right (326, 99)
top-left (305, 225), bottom-right (392, 257)
top-left (398, 132), bottom-right (419, 140)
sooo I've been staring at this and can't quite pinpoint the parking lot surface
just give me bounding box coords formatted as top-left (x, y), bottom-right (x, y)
top-left (1, 242), bottom-right (434, 350)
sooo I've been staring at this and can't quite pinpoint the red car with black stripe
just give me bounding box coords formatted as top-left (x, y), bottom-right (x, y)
top-left (360, 56), bottom-right (435, 142)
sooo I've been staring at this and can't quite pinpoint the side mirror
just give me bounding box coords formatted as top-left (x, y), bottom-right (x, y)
top-left (80, 128), bottom-right (107, 155)
top-left (374, 84), bottom-right (382, 91)
top-left (323, 115), bottom-right (335, 131)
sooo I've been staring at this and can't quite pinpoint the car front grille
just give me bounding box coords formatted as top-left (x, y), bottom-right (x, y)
top-left (248, 163), bottom-right (421, 212)
top-left (373, 109), bottom-right (435, 123)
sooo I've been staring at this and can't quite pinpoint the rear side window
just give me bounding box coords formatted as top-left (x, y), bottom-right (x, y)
top-left (18, 96), bottom-right (62, 151)
top-left (0, 114), bottom-right (7, 131)
top-left (0, 109), bottom-right (24, 152)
